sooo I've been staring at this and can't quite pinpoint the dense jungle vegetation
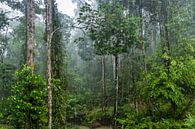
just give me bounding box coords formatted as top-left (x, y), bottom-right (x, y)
top-left (0, 0), bottom-right (195, 129)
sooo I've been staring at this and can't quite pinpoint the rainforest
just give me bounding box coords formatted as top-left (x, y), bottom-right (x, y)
top-left (0, 0), bottom-right (195, 129)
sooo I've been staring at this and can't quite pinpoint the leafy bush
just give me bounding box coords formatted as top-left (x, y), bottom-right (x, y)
top-left (118, 111), bottom-right (185, 129)
top-left (85, 107), bottom-right (113, 126)
top-left (118, 41), bottom-right (195, 129)
top-left (7, 65), bottom-right (47, 129)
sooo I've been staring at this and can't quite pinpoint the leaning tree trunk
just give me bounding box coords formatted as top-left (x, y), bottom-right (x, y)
top-left (113, 54), bottom-right (119, 127)
top-left (45, 0), bottom-right (52, 128)
top-left (26, 0), bottom-right (35, 67)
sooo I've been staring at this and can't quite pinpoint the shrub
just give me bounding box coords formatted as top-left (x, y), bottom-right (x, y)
top-left (7, 65), bottom-right (47, 129)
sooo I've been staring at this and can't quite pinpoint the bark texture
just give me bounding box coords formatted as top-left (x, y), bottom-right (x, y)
top-left (26, 0), bottom-right (35, 66)
top-left (102, 56), bottom-right (106, 111)
top-left (45, 0), bottom-right (52, 128)
top-left (114, 55), bottom-right (119, 126)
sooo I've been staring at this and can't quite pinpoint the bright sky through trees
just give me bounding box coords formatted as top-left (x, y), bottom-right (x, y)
top-left (56, 0), bottom-right (76, 17)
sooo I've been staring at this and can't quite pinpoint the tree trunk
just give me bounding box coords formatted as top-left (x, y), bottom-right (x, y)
top-left (138, 0), bottom-right (146, 71)
top-left (26, 0), bottom-right (35, 67)
top-left (26, 1), bottom-right (35, 128)
top-left (101, 56), bottom-right (106, 111)
top-left (114, 54), bottom-right (119, 126)
top-left (45, 0), bottom-right (52, 128)
top-left (112, 55), bottom-right (115, 80)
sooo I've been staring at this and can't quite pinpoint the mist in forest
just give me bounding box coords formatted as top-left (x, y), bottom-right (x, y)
top-left (0, 0), bottom-right (195, 129)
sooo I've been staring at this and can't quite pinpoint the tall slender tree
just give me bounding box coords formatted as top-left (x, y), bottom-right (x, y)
top-left (26, 0), bottom-right (35, 66)
top-left (51, 1), bottom-right (69, 128)
top-left (77, 1), bottom-right (139, 126)
top-left (101, 56), bottom-right (106, 111)
top-left (45, 0), bottom-right (53, 128)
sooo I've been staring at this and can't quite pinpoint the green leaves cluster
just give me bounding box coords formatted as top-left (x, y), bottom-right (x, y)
top-left (117, 40), bottom-right (195, 128)
top-left (77, 1), bottom-right (139, 56)
top-left (52, 79), bottom-right (67, 129)
top-left (146, 43), bottom-right (195, 104)
top-left (7, 65), bottom-right (47, 129)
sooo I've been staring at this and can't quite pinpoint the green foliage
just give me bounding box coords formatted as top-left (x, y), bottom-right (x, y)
top-left (118, 40), bottom-right (195, 129)
top-left (0, 63), bottom-right (15, 124)
top-left (0, 63), bottom-right (15, 89)
top-left (1, 0), bottom-right (195, 128)
top-left (51, 1), bottom-right (66, 80)
top-left (77, 1), bottom-right (139, 56)
top-left (85, 107), bottom-right (113, 126)
top-left (52, 79), bottom-right (66, 129)
top-left (0, 124), bottom-right (12, 129)
top-left (117, 104), bottom-right (187, 129)
top-left (64, 93), bottom-right (113, 126)
top-left (7, 65), bottom-right (47, 129)
top-left (184, 114), bottom-right (195, 129)
top-left (119, 115), bottom-right (184, 129)
top-left (51, 2), bottom-right (70, 128)
top-left (143, 46), bottom-right (195, 115)
top-left (85, 108), bottom-right (101, 125)
top-left (65, 94), bottom-right (86, 122)
top-left (65, 126), bottom-right (79, 129)
top-left (1, 0), bottom-right (42, 14)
